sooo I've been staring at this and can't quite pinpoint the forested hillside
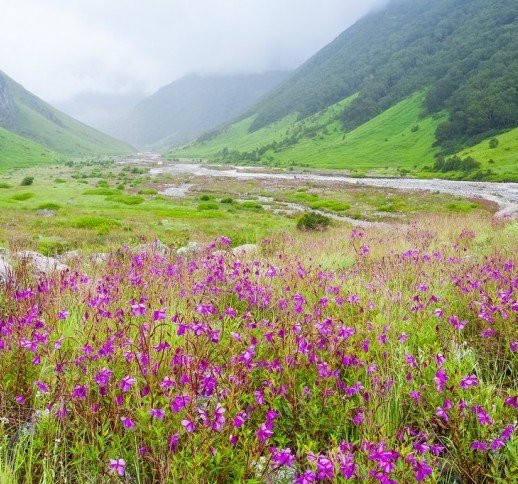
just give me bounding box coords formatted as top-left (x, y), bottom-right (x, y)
top-left (106, 72), bottom-right (289, 149)
top-left (170, 0), bottom-right (517, 180)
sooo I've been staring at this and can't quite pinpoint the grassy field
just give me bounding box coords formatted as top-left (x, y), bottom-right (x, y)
top-left (0, 208), bottom-right (516, 482)
top-left (0, 159), bottom-right (495, 256)
top-left (0, 127), bottom-right (63, 171)
top-left (169, 92), bottom-right (518, 181)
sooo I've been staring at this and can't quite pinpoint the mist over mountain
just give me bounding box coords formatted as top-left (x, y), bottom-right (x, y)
top-left (172, 0), bottom-right (517, 181)
top-left (105, 71), bottom-right (290, 149)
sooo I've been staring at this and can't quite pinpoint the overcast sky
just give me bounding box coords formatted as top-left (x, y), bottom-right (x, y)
top-left (0, 0), bottom-right (386, 104)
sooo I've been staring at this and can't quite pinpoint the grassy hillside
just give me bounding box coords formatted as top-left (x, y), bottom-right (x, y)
top-left (0, 70), bottom-right (134, 157)
top-left (0, 126), bottom-right (63, 171)
top-left (457, 127), bottom-right (518, 180)
top-left (170, 91), bottom-right (517, 180)
top-left (247, 0), bottom-right (517, 155)
top-left (106, 72), bottom-right (289, 149)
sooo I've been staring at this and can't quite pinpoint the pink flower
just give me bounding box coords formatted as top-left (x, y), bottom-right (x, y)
top-left (34, 380), bottom-right (49, 393)
top-left (149, 408), bottom-right (165, 420)
top-left (181, 418), bottom-right (196, 433)
top-left (121, 416), bottom-right (135, 429)
top-left (256, 423), bottom-right (273, 443)
top-left (120, 376), bottom-right (136, 393)
top-left (108, 458), bottom-right (126, 476)
top-left (317, 456), bottom-right (334, 480)
top-left (460, 374), bottom-right (478, 389)
top-left (131, 303), bottom-right (146, 317)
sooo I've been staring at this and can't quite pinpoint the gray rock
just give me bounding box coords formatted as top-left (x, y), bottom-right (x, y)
top-left (135, 240), bottom-right (171, 257)
top-left (232, 244), bottom-right (259, 256)
top-left (90, 252), bottom-right (109, 265)
top-left (16, 251), bottom-right (69, 275)
top-left (0, 257), bottom-right (13, 284)
top-left (35, 209), bottom-right (56, 217)
top-left (176, 241), bottom-right (200, 256)
top-left (58, 250), bottom-right (82, 263)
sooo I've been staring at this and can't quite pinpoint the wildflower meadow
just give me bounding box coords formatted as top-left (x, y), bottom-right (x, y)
top-left (0, 217), bottom-right (517, 482)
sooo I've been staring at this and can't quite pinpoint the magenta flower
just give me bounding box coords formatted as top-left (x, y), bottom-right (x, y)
top-left (448, 315), bottom-right (466, 330)
top-left (460, 374), bottom-right (478, 389)
top-left (271, 447), bottom-right (295, 467)
top-left (295, 470), bottom-right (316, 483)
top-left (168, 433), bottom-right (179, 452)
top-left (94, 368), bottom-right (113, 387)
top-left (121, 416), bottom-right (135, 429)
top-left (108, 458), bottom-right (126, 476)
top-left (181, 418), bottom-right (196, 433)
top-left (471, 441), bottom-right (488, 451)
top-left (34, 380), bottom-right (49, 393)
top-left (131, 303), bottom-right (146, 316)
top-left (71, 385), bottom-right (88, 399)
top-left (120, 376), bottom-right (136, 393)
top-left (256, 423), bottom-right (273, 443)
top-left (233, 411), bottom-right (248, 428)
top-left (149, 408), bottom-right (165, 420)
top-left (317, 456), bottom-right (334, 480)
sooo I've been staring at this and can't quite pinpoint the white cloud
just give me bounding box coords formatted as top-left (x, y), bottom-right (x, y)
top-left (0, 0), bottom-right (386, 104)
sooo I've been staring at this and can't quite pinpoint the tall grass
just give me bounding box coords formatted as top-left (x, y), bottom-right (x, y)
top-left (0, 214), bottom-right (516, 482)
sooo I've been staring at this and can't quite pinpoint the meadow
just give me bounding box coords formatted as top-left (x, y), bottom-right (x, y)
top-left (0, 209), bottom-right (516, 482)
top-left (0, 159), bottom-right (517, 483)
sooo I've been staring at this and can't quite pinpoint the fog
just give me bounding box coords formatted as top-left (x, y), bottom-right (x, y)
top-left (0, 0), bottom-right (387, 123)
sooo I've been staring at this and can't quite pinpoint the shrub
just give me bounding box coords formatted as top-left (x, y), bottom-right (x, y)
top-left (11, 192), bottom-right (35, 201)
top-left (0, 182), bottom-right (12, 189)
top-left (83, 188), bottom-right (121, 196)
top-left (489, 138), bottom-right (499, 149)
top-left (197, 202), bottom-right (220, 211)
top-left (221, 197), bottom-right (234, 204)
top-left (200, 194), bottom-right (212, 201)
top-left (106, 195), bottom-right (145, 206)
top-left (239, 201), bottom-right (263, 211)
top-left (20, 176), bottom-right (34, 186)
top-left (71, 216), bottom-right (121, 230)
top-left (297, 212), bottom-right (331, 231)
top-left (37, 202), bottom-right (61, 210)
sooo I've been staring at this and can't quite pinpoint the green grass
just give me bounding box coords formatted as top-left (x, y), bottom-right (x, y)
top-left (456, 127), bottom-right (518, 180)
top-left (170, 91), bottom-right (517, 180)
top-left (0, 127), bottom-right (62, 171)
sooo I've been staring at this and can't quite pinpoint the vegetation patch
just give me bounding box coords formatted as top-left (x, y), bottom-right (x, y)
top-left (11, 192), bottom-right (35, 201)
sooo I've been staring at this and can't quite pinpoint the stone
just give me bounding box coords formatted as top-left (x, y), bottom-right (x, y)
top-left (135, 240), bottom-right (171, 257)
top-left (16, 251), bottom-right (69, 275)
top-left (232, 244), bottom-right (259, 256)
top-left (58, 250), bottom-right (82, 263)
top-left (90, 252), bottom-right (109, 265)
top-left (0, 257), bottom-right (13, 284)
top-left (176, 241), bottom-right (200, 256)
top-left (35, 209), bottom-right (56, 217)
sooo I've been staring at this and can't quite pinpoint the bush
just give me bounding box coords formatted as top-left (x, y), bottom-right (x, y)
top-left (197, 202), bottom-right (220, 211)
top-left (297, 212), bottom-right (331, 231)
top-left (106, 195), bottom-right (145, 206)
top-left (11, 192), bottom-right (35, 201)
top-left (221, 197), bottom-right (234, 204)
top-left (238, 201), bottom-right (263, 211)
top-left (20, 176), bottom-right (34, 186)
top-left (71, 216), bottom-right (121, 230)
top-left (200, 194), bottom-right (212, 201)
top-left (37, 202), bottom-right (61, 210)
top-left (489, 138), bottom-right (499, 149)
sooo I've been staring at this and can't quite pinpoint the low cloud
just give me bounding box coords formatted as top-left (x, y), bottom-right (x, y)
top-left (0, 0), bottom-right (387, 104)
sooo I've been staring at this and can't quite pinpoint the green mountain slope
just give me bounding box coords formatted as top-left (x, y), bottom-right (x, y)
top-left (169, 0), bottom-right (518, 180)
top-left (0, 127), bottom-right (63, 171)
top-left (106, 72), bottom-right (289, 149)
top-left (0, 70), bottom-right (134, 157)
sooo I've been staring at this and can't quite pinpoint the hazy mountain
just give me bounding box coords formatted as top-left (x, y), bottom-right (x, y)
top-left (57, 90), bottom-right (146, 130)
top-left (0, 70), bottom-right (134, 157)
top-left (170, 0), bottom-right (517, 181)
top-left (106, 71), bottom-right (290, 149)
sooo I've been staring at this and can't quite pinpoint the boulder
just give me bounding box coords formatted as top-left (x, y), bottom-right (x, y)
top-left (135, 240), bottom-right (171, 257)
top-left (232, 244), bottom-right (259, 256)
top-left (90, 252), bottom-right (109, 265)
top-left (16, 251), bottom-right (69, 275)
top-left (35, 209), bottom-right (56, 217)
top-left (58, 250), bottom-right (82, 263)
top-left (177, 241), bottom-right (200, 256)
top-left (0, 257), bottom-right (13, 284)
